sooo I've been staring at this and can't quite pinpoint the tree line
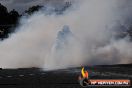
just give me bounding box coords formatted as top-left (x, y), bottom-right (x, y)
top-left (0, 2), bottom-right (72, 40)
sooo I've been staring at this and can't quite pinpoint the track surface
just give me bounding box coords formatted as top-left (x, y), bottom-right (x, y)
top-left (0, 64), bottom-right (131, 88)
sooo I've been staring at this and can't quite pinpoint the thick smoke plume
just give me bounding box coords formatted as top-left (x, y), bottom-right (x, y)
top-left (0, 0), bottom-right (132, 70)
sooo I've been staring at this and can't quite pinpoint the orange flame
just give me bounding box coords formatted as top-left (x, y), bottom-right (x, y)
top-left (81, 67), bottom-right (89, 78)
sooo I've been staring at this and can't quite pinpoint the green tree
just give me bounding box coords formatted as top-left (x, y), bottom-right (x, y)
top-left (9, 9), bottom-right (20, 24)
top-left (25, 5), bottom-right (42, 15)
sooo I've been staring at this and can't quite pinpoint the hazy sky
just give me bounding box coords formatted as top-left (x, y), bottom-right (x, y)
top-left (0, 0), bottom-right (67, 13)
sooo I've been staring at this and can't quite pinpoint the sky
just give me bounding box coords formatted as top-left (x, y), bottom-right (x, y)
top-left (0, 0), bottom-right (69, 14)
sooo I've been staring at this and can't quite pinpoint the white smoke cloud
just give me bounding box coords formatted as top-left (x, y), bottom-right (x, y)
top-left (0, 0), bottom-right (131, 70)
